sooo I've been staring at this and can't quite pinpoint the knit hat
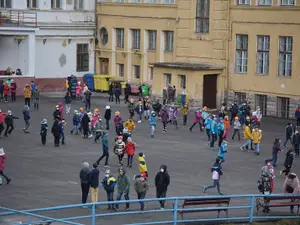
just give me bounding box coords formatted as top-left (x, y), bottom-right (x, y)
top-left (139, 152), bottom-right (144, 157)
top-left (82, 162), bottom-right (89, 168)
top-left (105, 169), bottom-right (110, 175)
top-left (106, 105), bottom-right (110, 109)
top-left (0, 148), bottom-right (5, 156)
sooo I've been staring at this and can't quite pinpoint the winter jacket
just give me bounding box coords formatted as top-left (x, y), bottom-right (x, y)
top-left (117, 170), bottom-right (130, 193)
top-left (284, 151), bottom-right (294, 167)
top-left (85, 91), bottom-right (92, 101)
top-left (64, 95), bottom-right (72, 104)
top-left (292, 133), bottom-right (300, 145)
top-left (218, 144), bottom-right (228, 161)
top-left (24, 87), bottom-right (31, 98)
top-left (88, 168), bottom-right (100, 188)
top-left (224, 120), bottom-right (230, 130)
top-left (230, 104), bottom-right (239, 115)
top-left (0, 154), bottom-right (6, 171)
top-left (114, 141), bottom-right (126, 155)
top-left (127, 102), bottom-right (135, 113)
top-left (104, 109), bottom-right (111, 120)
top-left (81, 114), bottom-right (90, 130)
top-left (143, 100), bottom-right (151, 111)
top-left (272, 143), bottom-right (281, 155)
top-left (193, 111), bottom-right (202, 123)
top-left (51, 119), bottom-right (61, 137)
top-left (123, 141), bottom-right (135, 156)
top-left (76, 85), bottom-right (82, 95)
top-left (152, 102), bottom-right (162, 112)
top-left (94, 120), bottom-right (103, 131)
top-left (204, 117), bottom-right (212, 129)
top-left (40, 124), bottom-right (48, 135)
top-left (243, 126), bottom-right (252, 139)
top-left (201, 111), bottom-right (209, 120)
top-left (23, 108), bottom-right (30, 121)
top-left (210, 120), bottom-right (218, 134)
top-left (53, 109), bottom-right (60, 119)
top-left (58, 102), bottom-right (64, 118)
top-left (5, 114), bottom-right (19, 126)
top-left (0, 83), bottom-right (3, 92)
top-left (252, 130), bottom-right (262, 144)
top-left (295, 108), bottom-right (300, 119)
top-left (3, 84), bottom-right (9, 95)
top-left (138, 156), bottom-right (148, 173)
top-left (113, 115), bottom-right (122, 127)
top-left (283, 174), bottom-right (300, 194)
top-left (0, 112), bottom-right (7, 123)
top-left (155, 165), bottom-right (170, 192)
top-left (233, 120), bottom-right (241, 130)
top-left (134, 179), bottom-right (149, 194)
top-left (102, 135), bottom-right (109, 152)
top-left (10, 83), bottom-right (17, 93)
top-left (211, 162), bottom-right (223, 178)
top-left (124, 120), bottom-right (135, 133)
top-left (114, 87), bottom-right (121, 97)
top-left (102, 176), bottom-right (116, 192)
top-left (149, 114), bottom-right (157, 127)
top-left (286, 125), bottom-right (293, 137)
top-left (80, 166), bottom-right (90, 184)
top-left (162, 89), bottom-right (167, 100)
top-left (180, 107), bottom-right (189, 116)
top-left (160, 109), bottom-right (169, 122)
top-left (73, 114), bottom-right (80, 125)
top-left (33, 89), bottom-right (40, 99)
top-left (135, 104), bottom-right (144, 114)
top-left (168, 108), bottom-right (175, 120)
top-left (217, 122), bottom-right (225, 134)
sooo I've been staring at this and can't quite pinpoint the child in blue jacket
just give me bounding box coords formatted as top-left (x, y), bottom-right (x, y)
top-left (102, 169), bottom-right (117, 210)
top-left (210, 116), bottom-right (218, 149)
top-left (218, 140), bottom-right (228, 163)
top-left (149, 111), bottom-right (157, 138)
top-left (204, 114), bottom-right (212, 141)
top-left (22, 105), bottom-right (30, 133)
top-left (217, 118), bottom-right (225, 147)
top-left (71, 110), bottom-right (80, 135)
top-left (40, 119), bottom-right (48, 145)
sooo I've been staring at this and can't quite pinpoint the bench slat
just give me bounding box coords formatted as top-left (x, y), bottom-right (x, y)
top-left (265, 196), bottom-right (300, 201)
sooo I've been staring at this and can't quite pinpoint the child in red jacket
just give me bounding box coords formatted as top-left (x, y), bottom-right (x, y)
top-left (123, 137), bottom-right (136, 168)
top-left (3, 83), bottom-right (9, 103)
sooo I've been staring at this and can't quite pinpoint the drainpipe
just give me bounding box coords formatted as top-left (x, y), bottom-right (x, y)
top-left (225, 0), bottom-right (231, 102)
top-left (94, 0), bottom-right (97, 75)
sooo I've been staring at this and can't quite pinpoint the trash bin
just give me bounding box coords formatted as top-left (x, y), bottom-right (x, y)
top-left (94, 75), bottom-right (113, 92)
top-left (83, 74), bottom-right (94, 91)
top-left (141, 84), bottom-right (149, 97)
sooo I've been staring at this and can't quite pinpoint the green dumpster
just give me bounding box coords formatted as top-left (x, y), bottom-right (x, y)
top-left (141, 84), bottom-right (149, 97)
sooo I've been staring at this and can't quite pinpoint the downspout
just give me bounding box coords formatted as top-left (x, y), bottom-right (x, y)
top-left (225, 0), bottom-right (231, 100)
top-left (94, 0), bottom-right (97, 75)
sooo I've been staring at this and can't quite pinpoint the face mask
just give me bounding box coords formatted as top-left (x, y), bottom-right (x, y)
top-left (160, 169), bottom-right (164, 173)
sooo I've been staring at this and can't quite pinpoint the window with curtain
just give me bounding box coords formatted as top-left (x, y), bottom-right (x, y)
top-left (195, 0), bottom-right (210, 34)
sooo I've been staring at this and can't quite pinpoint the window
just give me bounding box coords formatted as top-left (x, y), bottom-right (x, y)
top-left (234, 92), bottom-right (246, 104)
top-left (256, 35), bottom-right (270, 75)
top-left (164, 73), bottom-right (172, 87)
top-left (237, 0), bottom-right (250, 4)
top-left (281, 0), bottom-right (295, 5)
top-left (132, 29), bottom-right (141, 50)
top-left (132, 0), bottom-right (140, 2)
top-left (76, 44), bottom-right (89, 72)
top-left (27, 0), bottom-right (37, 8)
top-left (258, 0), bottom-right (272, 5)
top-left (255, 94), bottom-right (267, 116)
top-left (100, 27), bottom-right (108, 45)
top-left (235, 34), bottom-right (248, 73)
top-left (74, 0), bottom-right (84, 10)
top-left (277, 97), bottom-right (290, 119)
top-left (0, 0), bottom-right (11, 8)
top-left (149, 67), bottom-right (154, 80)
top-left (118, 64), bottom-right (124, 77)
top-left (51, 0), bottom-right (61, 8)
top-left (133, 66), bottom-right (140, 79)
top-left (195, 0), bottom-right (210, 34)
top-left (100, 58), bottom-right (109, 74)
top-left (163, 0), bottom-right (174, 3)
top-left (164, 31), bottom-right (174, 52)
top-left (178, 75), bottom-right (186, 89)
top-left (148, 30), bottom-right (157, 50)
top-left (146, 0), bottom-right (158, 3)
top-left (116, 28), bottom-right (124, 48)
top-left (113, 0), bottom-right (124, 2)
top-left (279, 36), bottom-right (293, 77)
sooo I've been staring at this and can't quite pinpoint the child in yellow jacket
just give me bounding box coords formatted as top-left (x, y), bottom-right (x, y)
top-left (252, 126), bottom-right (262, 155)
top-left (240, 124), bottom-right (252, 151)
top-left (179, 104), bottom-right (189, 125)
top-left (137, 152), bottom-right (148, 177)
top-left (124, 119), bottom-right (135, 134)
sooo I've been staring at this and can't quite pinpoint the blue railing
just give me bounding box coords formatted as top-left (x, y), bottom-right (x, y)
top-left (0, 194), bottom-right (299, 225)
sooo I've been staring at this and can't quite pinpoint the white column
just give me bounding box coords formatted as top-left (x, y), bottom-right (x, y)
top-left (111, 28), bottom-right (116, 77)
top-left (143, 30), bottom-right (148, 82)
top-left (28, 33), bottom-right (36, 75)
top-left (159, 30), bottom-right (164, 62)
top-left (61, 0), bottom-right (67, 9)
top-left (127, 29), bottom-right (132, 80)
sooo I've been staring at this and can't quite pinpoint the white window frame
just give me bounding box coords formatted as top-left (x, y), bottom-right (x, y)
top-left (133, 65), bottom-right (141, 79)
top-left (178, 75), bottom-right (186, 89)
top-left (131, 0), bottom-right (141, 3)
top-left (116, 28), bottom-right (124, 48)
top-left (195, 0), bottom-right (210, 34)
top-left (164, 31), bottom-right (174, 52)
top-left (118, 64), bottom-right (124, 77)
top-left (279, 36), bottom-right (293, 77)
top-left (235, 34), bottom-right (248, 73)
top-left (0, 0), bottom-right (12, 8)
top-left (256, 35), bottom-right (270, 75)
top-left (163, 0), bottom-right (174, 4)
top-left (27, 0), bottom-right (38, 8)
top-left (234, 92), bottom-right (247, 104)
top-left (148, 30), bottom-right (157, 50)
top-left (281, 0), bottom-right (295, 6)
top-left (257, 0), bottom-right (272, 5)
top-left (51, 0), bottom-right (61, 9)
top-left (74, 0), bottom-right (84, 10)
top-left (237, 0), bottom-right (250, 5)
top-left (164, 73), bottom-right (172, 87)
top-left (146, 0), bottom-right (158, 3)
top-left (149, 67), bottom-right (154, 80)
top-left (113, 0), bottom-right (125, 2)
top-left (132, 29), bottom-right (141, 50)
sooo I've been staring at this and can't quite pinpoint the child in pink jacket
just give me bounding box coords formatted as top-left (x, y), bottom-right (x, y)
top-left (0, 148), bottom-right (11, 184)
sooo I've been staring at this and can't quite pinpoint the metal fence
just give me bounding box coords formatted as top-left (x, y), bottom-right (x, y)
top-left (0, 194), bottom-right (299, 225)
top-left (0, 10), bottom-right (37, 27)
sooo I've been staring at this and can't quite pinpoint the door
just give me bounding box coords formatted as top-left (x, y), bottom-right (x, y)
top-left (203, 74), bottom-right (218, 109)
top-left (100, 58), bottom-right (109, 74)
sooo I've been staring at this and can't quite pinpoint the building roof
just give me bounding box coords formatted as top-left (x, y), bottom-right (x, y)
top-left (152, 62), bottom-right (224, 70)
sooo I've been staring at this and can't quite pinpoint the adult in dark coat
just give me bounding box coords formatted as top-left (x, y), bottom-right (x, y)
top-left (125, 82), bottom-right (131, 104)
top-left (155, 165), bottom-right (170, 209)
top-left (108, 83), bottom-right (114, 102)
top-left (167, 85), bottom-right (173, 104)
top-left (81, 112), bottom-right (90, 138)
top-left (51, 117), bottom-right (61, 147)
top-left (280, 149), bottom-right (294, 176)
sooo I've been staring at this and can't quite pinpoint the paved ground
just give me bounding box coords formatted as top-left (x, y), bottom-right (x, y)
top-left (0, 96), bottom-right (299, 225)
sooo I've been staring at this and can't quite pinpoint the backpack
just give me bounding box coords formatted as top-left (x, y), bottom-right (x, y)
top-left (286, 184), bottom-right (294, 193)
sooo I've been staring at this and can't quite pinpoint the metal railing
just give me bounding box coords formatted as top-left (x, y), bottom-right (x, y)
top-left (0, 10), bottom-right (37, 27)
top-left (0, 194), bottom-right (299, 225)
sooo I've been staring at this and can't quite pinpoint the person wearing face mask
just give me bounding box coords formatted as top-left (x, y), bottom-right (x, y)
top-left (102, 169), bottom-right (116, 210)
top-left (155, 165), bottom-right (170, 210)
top-left (114, 167), bottom-right (130, 211)
top-left (4, 110), bottom-right (19, 137)
top-left (280, 149), bottom-right (294, 176)
top-left (134, 174), bottom-right (149, 211)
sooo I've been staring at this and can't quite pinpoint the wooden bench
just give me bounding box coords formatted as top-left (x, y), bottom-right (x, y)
top-left (177, 197), bottom-right (231, 219)
top-left (256, 195), bottom-right (300, 215)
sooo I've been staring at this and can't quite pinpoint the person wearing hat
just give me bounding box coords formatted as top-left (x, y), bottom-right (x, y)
top-left (218, 140), bottom-right (228, 163)
top-left (85, 89), bottom-right (92, 110)
top-left (179, 104), bottom-right (189, 126)
top-left (114, 136), bottom-right (126, 166)
top-left (33, 87), bottom-right (40, 110)
top-left (204, 114), bottom-right (212, 141)
top-left (123, 137), bottom-right (136, 167)
top-left (189, 109), bottom-right (203, 132)
top-left (280, 149), bottom-right (295, 176)
top-left (137, 153), bottom-right (148, 178)
top-left (149, 111), bottom-right (158, 138)
top-left (252, 126), bottom-right (262, 155)
top-left (113, 111), bottom-right (122, 135)
top-left (114, 85), bottom-right (121, 104)
top-left (71, 110), bottom-right (80, 135)
top-left (143, 96), bottom-right (151, 120)
top-left (124, 118), bottom-right (135, 134)
top-left (209, 116), bottom-right (218, 149)
top-left (10, 79), bottom-right (17, 102)
top-left (217, 117), bottom-right (225, 147)
top-left (94, 117), bottom-right (104, 143)
top-left (3, 82), bottom-right (9, 103)
top-left (40, 119), bottom-right (48, 145)
top-left (88, 163), bottom-right (100, 203)
top-left (64, 92), bottom-right (72, 114)
top-left (232, 116), bottom-right (241, 141)
top-left (79, 162), bottom-right (90, 206)
top-left (22, 105), bottom-right (30, 133)
top-left (96, 130), bottom-right (110, 167)
top-left (0, 148), bottom-right (11, 184)
top-left (155, 165), bottom-right (170, 210)
top-left (134, 173), bottom-right (149, 211)
top-left (76, 82), bottom-right (82, 102)
top-left (127, 98), bottom-right (135, 119)
top-left (81, 112), bottom-right (90, 139)
top-left (53, 105), bottom-right (60, 120)
top-left (283, 173), bottom-right (300, 213)
top-left (0, 109), bottom-right (7, 138)
top-left (4, 110), bottom-right (19, 137)
top-left (104, 105), bottom-right (111, 130)
top-left (114, 167), bottom-right (130, 211)
top-left (51, 115), bottom-right (61, 147)
top-left (102, 169), bottom-right (116, 210)
top-left (135, 100), bottom-right (144, 123)
top-left (24, 84), bottom-right (31, 107)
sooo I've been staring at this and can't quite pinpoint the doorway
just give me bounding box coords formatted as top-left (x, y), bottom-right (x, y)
top-left (203, 74), bottom-right (218, 109)
top-left (99, 58), bottom-right (109, 74)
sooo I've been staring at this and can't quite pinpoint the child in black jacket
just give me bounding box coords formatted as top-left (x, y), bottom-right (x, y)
top-left (104, 105), bottom-right (111, 130)
top-left (40, 119), bottom-right (48, 145)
